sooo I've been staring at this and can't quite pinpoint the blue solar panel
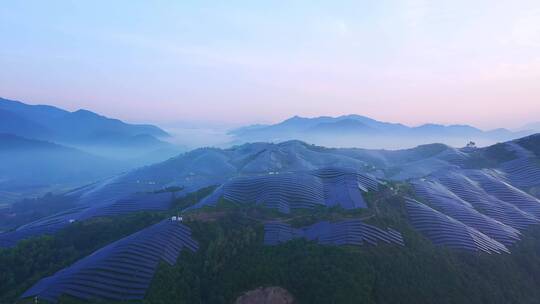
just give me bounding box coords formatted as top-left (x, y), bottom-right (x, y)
top-left (412, 179), bottom-right (521, 246)
top-left (457, 170), bottom-right (540, 219)
top-left (409, 165), bottom-right (540, 253)
top-left (499, 143), bottom-right (540, 188)
top-left (188, 167), bottom-right (379, 213)
top-left (0, 192), bottom-right (174, 248)
top-left (405, 198), bottom-right (509, 254)
top-left (264, 219), bottom-right (403, 247)
top-left (21, 219), bottom-right (198, 303)
top-left (435, 170), bottom-right (539, 231)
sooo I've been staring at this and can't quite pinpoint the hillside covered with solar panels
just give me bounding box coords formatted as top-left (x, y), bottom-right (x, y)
top-left (2, 134), bottom-right (540, 303)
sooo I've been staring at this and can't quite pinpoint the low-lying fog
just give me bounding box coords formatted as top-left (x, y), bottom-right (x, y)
top-left (161, 126), bottom-right (513, 151)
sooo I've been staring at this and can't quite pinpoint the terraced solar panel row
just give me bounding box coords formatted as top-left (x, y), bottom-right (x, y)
top-left (436, 148), bottom-right (470, 167)
top-left (0, 206), bottom-right (89, 247)
top-left (412, 179), bottom-right (521, 246)
top-left (69, 177), bottom-right (160, 207)
top-left (312, 167), bottom-right (378, 209)
top-left (311, 167), bottom-right (379, 191)
top-left (465, 170), bottom-right (540, 219)
top-left (79, 192), bottom-right (173, 218)
top-left (405, 198), bottom-right (509, 254)
top-left (0, 192), bottom-right (174, 248)
top-left (264, 219), bottom-right (404, 247)
top-left (225, 174), bottom-right (325, 213)
top-left (499, 143), bottom-right (540, 188)
top-left (21, 220), bottom-right (198, 303)
top-left (410, 167), bottom-right (540, 252)
top-left (188, 168), bottom-right (378, 213)
top-left (501, 157), bottom-right (540, 188)
top-left (434, 171), bottom-right (539, 231)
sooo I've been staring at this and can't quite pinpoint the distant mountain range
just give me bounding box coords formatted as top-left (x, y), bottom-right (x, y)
top-left (0, 97), bottom-right (182, 201)
top-left (523, 122), bottom-right (540, 132)
top-left (0, 97), bottom-right (182, 160)
top-left (0, 97), bottom-right (168, 145)
top-left (0, 133), bottom-right (126, 180)
top-left (0, 133), bottom-right (128, 201)
top-left (0, 97), bottom-right (536, 202)
top-left (230, 115), bottom-right (534, 149)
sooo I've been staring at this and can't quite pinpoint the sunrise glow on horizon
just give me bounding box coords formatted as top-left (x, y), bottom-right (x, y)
top-left (1, 1), bottom-right (539, 130)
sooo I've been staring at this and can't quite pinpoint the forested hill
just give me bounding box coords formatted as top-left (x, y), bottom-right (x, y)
top-left (2, 183), bottom-right (540, 304)
top-left (2, 134), bottom-right (540, 303)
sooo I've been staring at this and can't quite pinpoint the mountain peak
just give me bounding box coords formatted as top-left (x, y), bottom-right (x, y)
top-left (72, 108), bottom-right (99, 116)
top-left (229, 114), bottom-right (531, 149)
top-left (0, 97), bottom-right (170, 144)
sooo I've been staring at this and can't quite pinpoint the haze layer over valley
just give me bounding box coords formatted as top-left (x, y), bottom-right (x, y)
top-left (2, 99), bottom-right (540, 303)
top-left (0, 98), bottom-right (183, 202)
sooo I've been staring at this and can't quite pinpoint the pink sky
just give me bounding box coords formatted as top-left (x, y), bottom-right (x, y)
top-left (1, 1), bottom-right (539, 130)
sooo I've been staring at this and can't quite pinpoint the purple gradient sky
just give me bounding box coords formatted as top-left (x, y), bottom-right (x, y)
top-left (1, 1), bottom-right (539, 129)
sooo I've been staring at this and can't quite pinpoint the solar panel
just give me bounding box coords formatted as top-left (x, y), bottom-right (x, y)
top-left (0, 192), bottom-right (174, 248)
top-left (405, 198), bottom-right (509, 254)
top-left (21, 219), bottom-right (198, 303)
top-left (436, 170), bottom-right (539, 231)
top-left (412, 179), bottom-right (521, 246)
top-left (188, 167), bottom-right (379, 213)
top-left (264, 219), bottom-right (403, 247)
top-left (499, 143), bottom-right (540, 188)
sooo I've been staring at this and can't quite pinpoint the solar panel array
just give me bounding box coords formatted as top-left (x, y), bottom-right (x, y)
top-left (409, 167), bottom-right (540, 253)
top-left (21, 220), bottom-right (198, 303)
top-left (0, 207), bottom-right (88, 247)
top-left (501, 157), bottom-right (540, 189)
top-left (264, 219), bottom-right (404, 247)
top-left (79, 191), bottom-right (173, 218)
top-left (465, 170), bottom-right (540, 218)
top-left (0, 192), bottom-right (174, 248)
top-left (389, 147), bottom-right (469, 181)
top-left (412, 179), bottom-right (521, 246)
top-left (435, 148), bottom-right (470, 167)
top-left (188, 168), bottom-right (378, 213)
top-left (499, 143), bottom-right (540, 188)
top-left (406, 198), bottom-right (509, 254)
top-left (434, 171), bottom-right (539, 231)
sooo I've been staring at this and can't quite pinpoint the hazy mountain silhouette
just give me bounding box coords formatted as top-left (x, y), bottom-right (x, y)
top-left (0, 98), bottom-right (184, 200)
top-left (230, 115), bottom-right (532, 149)
top-left (0, 97), bottom-right (182, 162)
top-left (523, 122), bottom-right (540, 132)
top-left (0, 133), bottom-right (128, 201)
top-left (0, 97), bottom-right (169, 145)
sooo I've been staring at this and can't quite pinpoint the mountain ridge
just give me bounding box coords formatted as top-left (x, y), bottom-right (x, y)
top-left (0, 98), bottom-right (182, 201)
top-left (0, 133), bottom-right (128, 202)
top-left (0, 97), bottom-right (169, 145)
top-left (230, 115), bottom-right (533, 149)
